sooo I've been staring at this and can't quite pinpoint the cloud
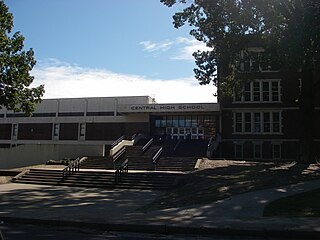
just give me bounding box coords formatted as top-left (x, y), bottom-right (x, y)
top-left (139, 37), bottom-right (212, 61)
top-left (173, 37), bottom-right (212, 60)
top-left (31, 58), bottom-right (216, 103)
top-left (139, 40), bottom-right (174, 52)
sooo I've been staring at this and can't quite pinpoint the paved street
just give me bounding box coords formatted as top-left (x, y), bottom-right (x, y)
top-left (0, 180), bottom-right (320, 239)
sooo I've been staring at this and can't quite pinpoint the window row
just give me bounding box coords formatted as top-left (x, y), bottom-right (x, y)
top-left (234, 79), bottom-right (281, 103)
top-left (235, 142), bottom-right (281, 160)
top-left (153, 115), bottom-right (215, 128)
top-left (1, 111), bottom-right (116, 118)
top-left (239, 50), bottom-right (280, 72)
top-left (233, 111), bottom-right (282, 134)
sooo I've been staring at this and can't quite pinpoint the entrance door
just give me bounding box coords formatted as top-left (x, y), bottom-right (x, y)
top-left (166, 127), bottom-right (203, 140)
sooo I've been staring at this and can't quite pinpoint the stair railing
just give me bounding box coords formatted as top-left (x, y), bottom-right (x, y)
top-left (62, 157), bottom-right (82, 179)
top-left (111, 135), bottom-right (124, 148)
top-left (152, 147), bottom-right (163, 170)
top-left (142, 138), bottom-right (153, 153)
top-left (173, 139), bottom-right (182, 152)
top-left (112, 146), bottom-right (126, 169)
top-left (115, 158), bottom-right (129, 183)
top-left (206, 132), bottom-right (221, 158)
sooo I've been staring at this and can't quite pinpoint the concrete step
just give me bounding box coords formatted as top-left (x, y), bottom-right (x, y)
top-left (12, 169), bottom-right (180, 191)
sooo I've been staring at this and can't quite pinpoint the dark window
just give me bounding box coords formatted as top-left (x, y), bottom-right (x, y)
top-left (0, 124), bottom-right (12, 140)
top-left (235, 143), bottom-right (243, 159)
top-left (254, 143), bottom-right (262, 159)
top-left (32, 113), bottom-right (56, 117)
top-left (58, 112), bottom-right (84, 117)
top-left (18, 123), bottom-right (52, 140)
top-left (273, 144), bottom-right (281, 159)
top-left (86, 112), bottom-right (114, 116)
top-left (235, 113), bottom-right (242, 132)
top-left (6, 113), bottom-right (27, 118)
top-left (59, 123), bottom-right (79, 140)
top-left (244, 113), bottom-right (251, 132)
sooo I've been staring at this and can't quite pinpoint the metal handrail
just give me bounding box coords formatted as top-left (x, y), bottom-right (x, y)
top-left (207, 132), bottom-right (221, 158)
top-left (62, 157), bottom-right (81, 179)
top-left (111, 135), bottom-right (124, 148)
top-left (115, 158), bottom-right (129, 183)
top-left (142, 138), bottom-right (153, 153)
top-left (131, 133), bottom-right (137, 140)
top-left (174, 139), bottom-right (182, 152)
top-left (112, 146), bottom-right (126, 169)
top-left (152, 147), bottom-right (163, 170)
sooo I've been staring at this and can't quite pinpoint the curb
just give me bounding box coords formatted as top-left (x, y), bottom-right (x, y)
top-left (1, 216), bottom-right (320, 239)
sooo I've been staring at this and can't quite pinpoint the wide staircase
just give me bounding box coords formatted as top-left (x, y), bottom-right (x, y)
top-left (12, 136), bottom-right (205, 190)
top-left (80, 156), bottom-right (115, 169)
top-left (12, 168), bottom-right (181, 191)
top-left (155, 157), bottom-right (198, 171)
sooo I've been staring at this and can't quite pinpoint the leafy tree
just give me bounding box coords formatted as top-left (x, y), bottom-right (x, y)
top-left (0, 0), bottom-right (44, 115)
top-left (161, 0), bottom-right (320, 163)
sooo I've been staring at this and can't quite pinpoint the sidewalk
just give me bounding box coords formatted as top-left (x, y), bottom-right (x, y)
top-left (1, 180), bottom-right (320, 238)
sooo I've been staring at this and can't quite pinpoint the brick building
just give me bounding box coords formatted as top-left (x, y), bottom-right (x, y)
top-left (218, 46), bottom-right (320, 161)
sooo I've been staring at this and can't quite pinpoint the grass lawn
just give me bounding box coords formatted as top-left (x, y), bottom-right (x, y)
top-left (263, 188), bottom-right (320, 217)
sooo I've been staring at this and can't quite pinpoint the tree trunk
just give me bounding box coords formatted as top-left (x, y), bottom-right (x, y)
top-left (298, 69), bottom-right (315, 163)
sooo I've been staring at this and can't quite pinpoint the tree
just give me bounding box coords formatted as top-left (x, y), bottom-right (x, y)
top-left (161, 0), bottom-right (320, 163)
top-left (0, 0), bottom-right (44, 116)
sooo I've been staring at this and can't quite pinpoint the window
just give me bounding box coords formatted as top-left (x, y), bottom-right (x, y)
top-left (272, 143), bottom-right (281, 159)
top-left (263, 112), bottom-right (271, 132)
top-left (235, 112), bottom-right (242, 132)
top-left (244, 112), bottom-right (251, 132)
top-left (240, 50), bottom-right (279, 72)
top-left (262, 82), bottom-right (270, 101)
top-left (233, 111), bottom-right (282, 134)
top-left (79, 123), bottom-right (86, 137)
top-left (272, 81), bottom-right (280, 101)
top-left (244, 83), bottom-right (251, 101)
top-left (234, 143), bottom-right (243, 159)
top-left (12, 124), bottom-right (18, 137)
top-left (253, 82), bottom-right (260, 101)
top-left (53, 123), bottom-right (59, 137)
top-left (178, 116), bottom-right (185, 127)
top-left (172, 116), bottom-right (179, 127)
top-left (253, 112), bottom-right (261, 133)
top-left (234, 79), bottom-right (281, 102)
top-left (272, 112), bottom-right (280, 133)
top-left (253, 143), bottom-right (262, 159)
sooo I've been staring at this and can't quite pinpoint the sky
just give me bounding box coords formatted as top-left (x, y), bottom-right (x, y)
top-left (5, 0), bottom-right (216, 103)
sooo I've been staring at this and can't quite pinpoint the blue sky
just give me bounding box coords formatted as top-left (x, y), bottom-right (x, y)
top-left (5, 0), bottom-right (216, 103)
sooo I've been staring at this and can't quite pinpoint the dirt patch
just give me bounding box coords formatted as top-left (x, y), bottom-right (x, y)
top-left (141, 159), bottom-right (320, 211)
top-left (0, 176), bottom-right (12, 184)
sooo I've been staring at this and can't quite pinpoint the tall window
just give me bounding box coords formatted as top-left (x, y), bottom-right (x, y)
top-left (79, 123), bottom-right (86, 137)
top-left (244, 83), bottom-right (251, 101)
top-left (253, 112), bottom-right (261, 133)
top-left (273, 112), bottom-right (280, 133)
top-left (272, 81), bottom-right (280, 101)
top-left (244, 113), bottom-right (251, 132)
top-left (235, 112), bottom-right (243, 133)
top-left (233, 111), bottom-right (282, 134)
top-left (234, 143), bottom-right (243, 159)
top-left (53, 123), bottom-right (59, 137)
top-left (263, 112), bottom-right (271, 132)
top-left (262, 82), bottom-right (270, 101)
top-left (253, 82), bottom-right (260, 101)
top-left (272, 143), bottom-right (281, 159)
top-left (12, 124), bottom-right (18, 138)
top-left (234, 79), bottom-right (281, 102)
top-left (253, 143), bottom-right (262, 159)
